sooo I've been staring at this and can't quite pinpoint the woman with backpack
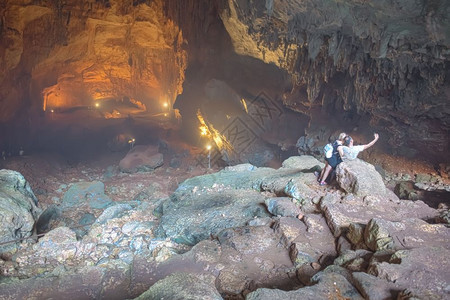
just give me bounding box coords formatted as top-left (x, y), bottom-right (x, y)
top-left (317, 132), bottom-right (347, 186)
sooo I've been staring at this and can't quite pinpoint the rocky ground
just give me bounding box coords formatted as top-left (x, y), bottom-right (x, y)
top-left (0, 146), bottom-right (449, 299)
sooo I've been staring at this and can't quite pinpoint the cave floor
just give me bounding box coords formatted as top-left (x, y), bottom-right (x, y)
top-left (1, 148), bottom-right (446, 216)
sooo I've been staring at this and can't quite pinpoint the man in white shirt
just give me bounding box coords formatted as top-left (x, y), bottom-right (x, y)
top-left (339, 133), bottom-right (379, 161)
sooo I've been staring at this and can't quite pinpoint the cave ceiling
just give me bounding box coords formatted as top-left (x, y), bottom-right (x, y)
top-left (0, 0), bottom-right (449, 161)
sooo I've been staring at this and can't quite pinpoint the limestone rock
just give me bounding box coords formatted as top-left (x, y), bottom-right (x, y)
top-left (119, 145), bottom-right (163, 173)
top-left (368, 247), bottom-right (450, 299)
top-left (155, 189), bottom-right (270, 245)
top-left (246, 272), bottom-right (363, 300)
top-left (0, 169), bottom-right (40, 254)
top-left (284, 176), bottom-right (320, 203)
top-left (39, 227), bottom-right (77, 245)
top-left (95, 204), bottom-right (133, 225)
top-left (336, 159), bottom-right (386, 197)
top-left (134, 272), bottom-right (221, 300)
top-left (281, 155), bottom-right (324, 170)
top-left (217, 226), bottom-right (281, 256)
top-left (364, 218), bottom-right (450, 252)
top-left (265, 197), bottom-right (300, 217)
top-left (352, 272), bottom-right (402, 300)
top-left (273, 215), bottom-right (336, 270)
top-left (0, 263), bottom-right (131, 300)
top-left (320, 192), bottom-right (437, 238)
top-left (62, 181), bottom-right (112, 210)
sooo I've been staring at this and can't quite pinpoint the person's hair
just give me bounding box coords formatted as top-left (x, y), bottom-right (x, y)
top-left (344, 136), bottom-right (353, 146)
top-left (338, 132), bottom-right (347, 141)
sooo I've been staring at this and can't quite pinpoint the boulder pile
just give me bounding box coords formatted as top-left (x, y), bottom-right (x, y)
top-left (0, 156), bottom-right (448, 299)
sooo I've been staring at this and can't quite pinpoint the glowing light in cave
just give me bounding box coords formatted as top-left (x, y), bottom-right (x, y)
top-left (241, 98), bottom-right (248, 113)
top-left (163, 102), bottom-right (169, 108)
top-left (95, 102), bottom-right (100, 108)
top-left (200, 125), bottom-right (208, 136)
top-left (196, 110), bottom-right (233, 153)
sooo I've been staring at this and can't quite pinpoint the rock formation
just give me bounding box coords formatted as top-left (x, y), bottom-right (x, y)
top-left (0, 0), bottom-right (448, 165)
top-left (0, 156), bottom-right (448, 299)
top-left (0, 169), bottom-right (40, 254)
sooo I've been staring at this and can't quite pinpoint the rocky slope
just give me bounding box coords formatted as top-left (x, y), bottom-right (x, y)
top-left (0, 155), bottom-right (449, 299)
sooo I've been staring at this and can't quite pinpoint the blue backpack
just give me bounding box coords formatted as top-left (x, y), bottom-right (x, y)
top-left (323, 143), bottom-right (333, 158)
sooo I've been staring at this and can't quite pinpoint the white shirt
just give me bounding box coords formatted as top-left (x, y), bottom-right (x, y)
top-left (342, 145), bottom-right (365, 160)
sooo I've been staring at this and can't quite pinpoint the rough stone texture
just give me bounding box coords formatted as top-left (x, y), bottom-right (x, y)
top-left (336, 159), bottom-right (386, 197)
top-left (281, 155), bottom-right (324, 170)
top-left (246, 272), bottom-right (363, 300)
top-left (334, 249), bottom-right (373, 273)
top-left (364, 217), bottom-right (450, 252)
top-left (368, 247), bottom-right (450, 300)
top-left (156, 189), bottom-right (270, 245)
top-left (273, 215), bottom-right (336, 271)
top-left (134, 272), bottom-right (221, 300)
top-left (173, 164), bottom-right (319, 199)
top-left (352, 272), bottom-right (402, 300)
top-left (0, 262), bottom-right (131, 300)
top-left (284, 175), bottom-right (320, 203)
top-left (39, 226), bottom-right (77, 245)
top-left (62, 181), bottom-right (112, 210)
top-left (265, 197), bottom-right (300, 217)
top-left (119, 145), bottom-right (163, 173)
top-left (0, 162), bottom-right (449, 299)
top-left (0, 169), bottom-right (40, 254)
top-left (320, 191), bottom-right (438, 238)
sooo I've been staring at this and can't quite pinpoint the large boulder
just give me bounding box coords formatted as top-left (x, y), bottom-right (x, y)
top-left (281, 155), bottom-right (324, 170)
top-left (0, 170), bottom-right (40, 254)
top-left (368, 247), bottom-right (450, 299)
top-left (364, 218), bottom-right (450, 252)
top-left (119, 145), bottom-right (163, 173)
top-left (336, 159), bottom-right (386, 197)
top-left (320, 193), bottom-right (438, 238)
top-left (155, 189), bottom-right (270, 245)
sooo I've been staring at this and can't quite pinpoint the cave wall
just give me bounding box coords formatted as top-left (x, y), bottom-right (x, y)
top-left (0, 0), bottom-right (186, 122)
top-left (0, 0), bottom-right (449, 162)
top-left (219, 0), bottom-right (450, 161)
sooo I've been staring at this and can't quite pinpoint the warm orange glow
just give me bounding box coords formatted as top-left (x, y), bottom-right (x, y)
top-left (197, 109), bottom-right (233, 153)
top-left (95, 102), bottom-right (100, 108)
top-left (200, 126), bottom-right (208, 136)
top-left (206, 144), bottom-right (212, 150)
top-left (163, 102), bottom-right (168, 108)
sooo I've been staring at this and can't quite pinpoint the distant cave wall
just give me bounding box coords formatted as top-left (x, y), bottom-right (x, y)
top-left (0, 0), bottom-right (187, 123)
top-left (164, 0), bottom-right (304, 152)
top-left (219, 0), bottom-right (450, 162)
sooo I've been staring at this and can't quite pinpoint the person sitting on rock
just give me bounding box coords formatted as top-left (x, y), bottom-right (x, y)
top-left (338, 133), bottom-right (379, 161)
top-left (318, 132), bottom-right (346, 186)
